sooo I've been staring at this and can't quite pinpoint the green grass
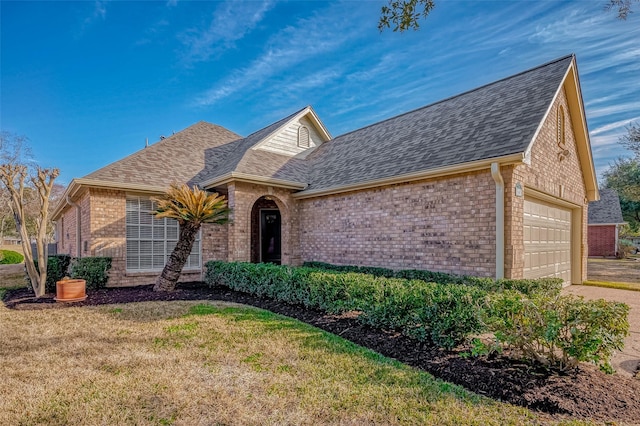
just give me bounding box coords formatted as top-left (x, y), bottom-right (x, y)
top-left (0, 300), bottom-right (588, 425)
top-left (583, 280), bottom-right (640, 292)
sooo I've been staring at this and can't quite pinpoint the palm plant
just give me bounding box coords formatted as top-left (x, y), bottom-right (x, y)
top-left (152, 183), bottom-right (230, 292)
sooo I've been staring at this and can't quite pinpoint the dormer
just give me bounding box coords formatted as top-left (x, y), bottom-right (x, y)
top-left (252, 106), bottom-right (331, 158)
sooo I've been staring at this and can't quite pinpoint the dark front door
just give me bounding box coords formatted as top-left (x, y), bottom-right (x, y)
top-left (260, 209), bottom-right (281, 264)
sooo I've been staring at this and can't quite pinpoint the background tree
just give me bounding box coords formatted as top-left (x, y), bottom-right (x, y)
top-left (0, 132), bottom-right (60, 297)
top-left (0, 188), bottom-right (16, 243)
top-left (378, 0), bottom-right (636, 32)
top-left (152, 183), bottom-right (230, 292)
top-left (606, 0), bottom-right (639, 19)
top-left (619, 121), bottom-right (640, 155)
top-left (378, 0), bottom-right (434, 32)
top-left (602, 123), bottom-right (640, 232)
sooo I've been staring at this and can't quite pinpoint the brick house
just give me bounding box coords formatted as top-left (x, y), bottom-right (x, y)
top-left (52, 55), bottom-right (598, 287)
top-left (588, 188), bottom-right (625, 257)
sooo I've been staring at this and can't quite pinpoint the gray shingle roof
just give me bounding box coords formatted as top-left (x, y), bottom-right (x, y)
top-left (304, 55), bottom-right (574, 191)
top-left (84, 121), bottom-right (241, 187)
top-left (589, 189), bottom-right (625, 224)
top-left (80, 56), bottom-right (576, 195)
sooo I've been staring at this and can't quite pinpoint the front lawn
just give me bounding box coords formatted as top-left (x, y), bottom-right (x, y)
top-left (0, 300), bottom-right (547, 425)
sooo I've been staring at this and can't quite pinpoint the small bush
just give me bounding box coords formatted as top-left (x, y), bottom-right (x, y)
top-left (69, 257), bottom-right (112, 290)
top-left (485, 291), bottom-right (629, 372)
top-left (30, 254), bottom-right (73, 293)
top-left (618, 239), bottom-right (636, 258)
top-left (0, 250), bottom-right (24, 265)
top-left (36, 254), bottom-right (73, 293)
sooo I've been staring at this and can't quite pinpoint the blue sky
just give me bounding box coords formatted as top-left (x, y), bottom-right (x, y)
top-left (1, 0), bottom-right (639, 186)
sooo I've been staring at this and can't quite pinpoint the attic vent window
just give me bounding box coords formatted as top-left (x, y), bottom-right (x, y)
top-left (298, 126), bottom-right (310, 148)
top-left (557, 106), bottom-right (566, 149)
top-left (557, 105), bottom-right (570, 162)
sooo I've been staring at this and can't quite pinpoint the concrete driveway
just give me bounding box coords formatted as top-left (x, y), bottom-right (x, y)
top-left (564, 285), bottom-right (640, 378)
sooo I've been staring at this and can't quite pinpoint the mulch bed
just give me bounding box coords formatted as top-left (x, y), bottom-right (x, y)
top-left (5, 282), bottom-right (640, 423)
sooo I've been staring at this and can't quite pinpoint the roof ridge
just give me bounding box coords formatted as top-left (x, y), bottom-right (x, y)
top-left (243, 106), bottom-right (309, 140)
top-left (333, 54), bottom-right (575, 140)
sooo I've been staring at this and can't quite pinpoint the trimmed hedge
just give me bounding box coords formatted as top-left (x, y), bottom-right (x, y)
top-left (0, 249), bottom-right (24, 265)
top-left (69, 257), bottom-right (112, 290)
top-left (205, 261), bottom-right (487, 349)
top-left (206, 260), bottom-right (630, 372)
top-left (303, 261), bottom-right (563, 296)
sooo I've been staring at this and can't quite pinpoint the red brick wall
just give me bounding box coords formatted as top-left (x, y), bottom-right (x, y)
top-left (588, 225), bottom-right (616, 257)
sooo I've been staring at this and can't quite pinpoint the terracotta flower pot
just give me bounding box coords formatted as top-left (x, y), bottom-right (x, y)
top-left (55, 279), bottom-right (87, 302)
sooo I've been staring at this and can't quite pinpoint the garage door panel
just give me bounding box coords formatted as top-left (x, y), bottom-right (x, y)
top-left (524, 198), bottom-right (571, 283)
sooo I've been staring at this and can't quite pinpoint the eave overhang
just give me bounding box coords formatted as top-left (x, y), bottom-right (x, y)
top-left (293, 153), bottom-right (525, 199)
top-left (200, 172), bottom-right (307, 191)
top-left (51, 178), bottom-right (168, 221)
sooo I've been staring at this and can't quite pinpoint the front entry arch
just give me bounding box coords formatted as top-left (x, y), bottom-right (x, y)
top-left (250, 196), bottom-right (282, 264)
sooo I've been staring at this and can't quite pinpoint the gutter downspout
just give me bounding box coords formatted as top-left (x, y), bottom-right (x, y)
top-left (490, 163), bottom-right (505, 280)
top-left (66, 195), bottom-right (82, 258)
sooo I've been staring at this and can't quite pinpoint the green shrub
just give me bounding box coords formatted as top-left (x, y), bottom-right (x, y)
top-left (30, 254), bottom-right (73, 293)
top-left (416, 283), bottom-right (488, 348)
top-left (205, 261), bottom-right (487, 348)
top-left (485, 291), bottom-right (629, 372)
top-left (618, 239), bottom-right (636, 258)
top-left (303, 261), bottom-right (562, 296)
top-left (303, 261), bottom-right (396, 278)
top-left (208, 261), bottom-right (628, 370)
top-left (69, 257), bottom-right (112, 290)
top-left (0, 250), bottom-right (24, 265)
top-left (42, 255), bottom-right (73, 293)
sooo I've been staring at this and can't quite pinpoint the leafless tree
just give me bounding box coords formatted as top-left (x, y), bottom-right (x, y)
top-left (0, 132), bottom-right (60, 297)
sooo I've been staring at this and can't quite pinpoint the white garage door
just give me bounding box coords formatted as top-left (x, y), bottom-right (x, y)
top-left (523, 198), bottom-right (571, 283)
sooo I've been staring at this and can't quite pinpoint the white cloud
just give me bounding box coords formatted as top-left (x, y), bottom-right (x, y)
top-left (81, 0), bottom-right (108, 31)
top-left (590, 116), bottom-right (640, 135)
top-left (192, 3), bottom-right (361, 106)
top-left (179, 0), bottom-right (274, 64)
top-left (588, 102), bottom-right (640, 119)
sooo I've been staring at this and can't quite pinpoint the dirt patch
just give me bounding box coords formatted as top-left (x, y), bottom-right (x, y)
top-left (588, 257), bottom-right (640, 284)
top-left (4, 283), bottom-right (640, 424)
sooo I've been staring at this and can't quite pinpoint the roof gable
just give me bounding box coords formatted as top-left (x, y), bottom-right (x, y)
top-left (252, 106), bottom-right (331, 157)
top-left (199, 106), bottom-right (330, 188)
top-left (301, 55), bottom-right (577, 193)
top-left (524, 56), bottom-right (598, 201)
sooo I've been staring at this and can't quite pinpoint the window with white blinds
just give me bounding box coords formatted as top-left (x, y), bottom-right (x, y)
top-left (126, 197), bottom-right (201, 272)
